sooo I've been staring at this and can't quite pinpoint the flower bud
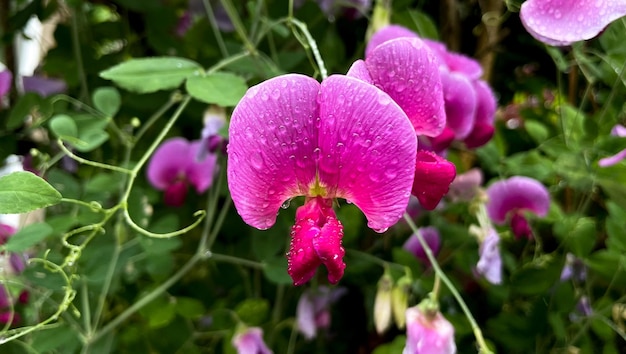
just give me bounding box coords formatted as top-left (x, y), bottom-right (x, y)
top-left (373, 272), bottom-right (393, 334)
top-left (391, 275), bottom-right (412, 329)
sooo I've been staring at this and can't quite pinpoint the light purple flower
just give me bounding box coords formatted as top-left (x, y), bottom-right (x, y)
top-left (599, 124), bottom-right (626, 167)
top-left (232, 327), bottom-right (272, 354)
top-left (316, 0), bottom-right (372, 20)
top-left (403, 306), bottom-right (456, 354)
top-left (296, 286), bottom-right (347, 339)
top-left (200, 106), bottom-right (228, 156)
top-left (403, 227), bottom-right (441, 265)
top-left (476, 227), bottom-right (502, 285)
top-left (365, 25), bottom-right (497, 151)
top-left (520, 0), bottom-right (626, 46)
top-left (0, 69), bottom-right (12, 99)
top-left (177, 0), bottom-right (234, 37)
top-left (147, 137), bottom-right (218, 207)
top-left (447, 168), bottom-right (483, 203)
top-left (228, 74), bottom-right (417, 285)
top-left (560, 253), bottom-right (587, 282)
top-left (486, 176), bottom-right (550, 239)
top-left (22, 76), bottom-right (67, 97)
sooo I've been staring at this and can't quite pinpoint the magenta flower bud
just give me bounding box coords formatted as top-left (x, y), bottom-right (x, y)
top-left (232, 327), bottom-right (272, 354)
top-left (403, 227), bottom-right (441, 265)
top-left (296, 285), bottom-right (347, 339)
top-left (147, 137), bottom-right (218, 207)
top-left (411, 150), bottom-right (457, 210)
top-left (403, 306), bottom-right (456, 354)
top-left (520, 0), bottom-right (626, 46)
top-left (486, 176), bottom-right (550, 239)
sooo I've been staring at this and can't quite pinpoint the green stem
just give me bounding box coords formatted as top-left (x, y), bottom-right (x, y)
top-left (57, 140), bottom-right (133, 175)
top-left (345, 249), bottom-right (406, 271)
top-left (202, 0), bottom-right (229, 57)
top-left (403, 213), bottom-right (492, 354)
top-left (70, 5), bottom-right (90, 104)
top-left (133, 93), bottom-right (181, 144)
top-left (287, 18), bottom-right (328, 80)
top-left (218, 0), bottom-right (257, 54)
top-left (208, 252), bottom-right (265, 269)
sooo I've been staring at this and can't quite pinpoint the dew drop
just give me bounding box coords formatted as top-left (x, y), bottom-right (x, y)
top-left (281, 199), bottom-right (292, 209)
top-left (378, 93), bottom-right (391, 105)
top-left (271, 89), bottom-right (281, 100)
top-left (261, 92), bottom-right (269, 101)
top-left (251, 153), bottom-right (264, 170)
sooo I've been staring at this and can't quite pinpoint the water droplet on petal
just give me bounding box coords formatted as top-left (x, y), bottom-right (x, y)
top-left (281, 199), bottom-right (291, 209)
top-left (251, 153), bottom-right (264, 170)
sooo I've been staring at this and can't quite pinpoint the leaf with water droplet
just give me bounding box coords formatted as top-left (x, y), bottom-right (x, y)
top-left (186, 72), bottom-right (248, 107)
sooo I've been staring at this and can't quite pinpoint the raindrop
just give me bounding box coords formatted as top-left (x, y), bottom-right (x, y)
top-left (387, 70), bottom-right (396, 78)
top-left (271, 89), bottom-right (281, 100)
top-left (385, 170), bottom-right (398, 179)
top-left (337, 94), bottom-right (345, 104)
top-left (251, 153), bottom-right (264, 170)
top-left (281, 199), bottom-right (292, 209)
top-left (369, 172), bottom-right (381, 183)
top-left (261, 92), bottom-right (269, 101)
top-left (378, 93), bottom-right (391, 105)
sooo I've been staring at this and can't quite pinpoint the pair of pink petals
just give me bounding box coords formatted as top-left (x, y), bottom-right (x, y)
top-left (520, 0), bottom-right (626, 46)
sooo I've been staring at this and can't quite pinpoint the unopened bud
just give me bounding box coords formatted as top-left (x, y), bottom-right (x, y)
top-left (392, 275), bottom-right (412, 329)
top-left (373, 272), bottom-right (393, 334)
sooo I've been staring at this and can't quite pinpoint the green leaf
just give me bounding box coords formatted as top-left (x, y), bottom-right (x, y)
top-left (49, 114), bottom-right (79, 138)
top-left (175, 297), bottom-right (205, 319)
top-left (3, 222), bottom-right (53, 252)
top-left (235, 298), bottom-right (270, 326)
top-left (525, 120), bottom-right (550, 144)
top-left (262, 257), bottom-right (292, 285)
top-left (185, 72), bottom-right (248, 107)
top-left (0, 172), bottom-right (62, 213)
top-left (6, 93), bottom-right (40, 129)
top-left (93, 86), bottom-right (122, 117)
top-left (100, 57), bottom-right (202, 93)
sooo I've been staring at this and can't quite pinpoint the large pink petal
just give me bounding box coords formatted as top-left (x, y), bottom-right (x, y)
top-left (317, 75), bottom-right (417, 232)
top-left (365, 38), bottom-right (446, 137)
top-left (346, 60), bottom-right (374, 84)
top-left (365, 24), bottom-right (419, 58)
top-left (486, 176), bottom-right (550, 224)
top-left (147, 138), bottom-right (192, 190)
top-left (520, 0), bottom-right (626, 46)
top-left (228, 74), bottom-right (320, 229)
top-left (441, 71), bottom-right (477, 139)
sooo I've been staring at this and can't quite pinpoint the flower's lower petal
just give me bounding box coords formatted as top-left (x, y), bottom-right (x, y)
top-left (228, 74), bottom-right (320, 229)
top-left (599, 148), bottom-right (626, 167)
top-left (164, 180), bottom-right (188, 207)
top-left (346, 60), bottom-right (374, 84)
top-left (464, 122), bottom-right (495, 149)
top-left (411, 150), bottom-right (457, 210)
top-left (186, 140), bottom-right (218, 193)
top-left (232, 327), bottom-right (273, 354)
top-left (404, 307), bottom-right (457, 354)
top-left (520, 0), bottom-right (626, 46)
top-left (366, 24), bottom-right (419, 58)
top-left (317, 75), bottom-right (417, 232)
top-left (147, 138), bottom-right (192, 190)
top-left (312, 213), bottom-right (345, 284)
top-left (474, 79), bottom-right (497, 127)
top-left (288, 218), bottom-right (323, 286)
top-left (429, 126), bottom-right (456, 152)
top-left (442, 71), bottom-right (476, 139)
top-left (611, 124), bottom-right (626, 137)
top-left (486, 176), bottom-right (550, 223)
top-left (365, 38), bottom-right (446, 137)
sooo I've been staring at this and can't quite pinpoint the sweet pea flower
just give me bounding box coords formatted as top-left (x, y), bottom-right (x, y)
top-left (228, 74), bottom-right (417, 286)
top-left (475, 227), bottom-right (502, 285)
top-left (560, 253), bottom-right (587, 282)
top-left (486, 176), bottom-right (550, 240)
top-left (447, 168), bottom-right (483, 203)
top-left (232, 327), bottom-right (272, 354)
top-left (147, 137), bottom-right (218, 207)
top-left (365, 25), bottom-right (498, 151)
top-left (403, 227), bottom-right (441, 265)
top-left (520, 0), bottom-right (626, 46)
top-left (347, 34), bottom-right (456, 210)
top-left (599, 124), bottom-right (626, 167)
top-left (316, 0), bottom-right (372, 20)
top-left (296, 285), bottom-right (347, 339)
top-left (403, 305), bottom-right (456, 354)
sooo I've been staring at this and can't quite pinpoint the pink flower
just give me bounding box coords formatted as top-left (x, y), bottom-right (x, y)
top-left (232, 327), bottom-right (272, 354)
top-left (520, 0), bottom-right (626, 46)
top-left (403, 306), bottom-right (456, 354)
top-left (447, 168), bottom-right (483, 203)
top-left (599, 124), bottom-right (626, 167)
top-left (476, 227), bottom-right (502, 285)
top-left (296, 286), bottom-right (346, 339)
top-left (486, 176), bottom-right (550, 239)
top-left (147, 138), bottom-right (218, 207)
top-left (0, 69), bottom-right (12, 100)
top-left (365, 25), bottom-right (498, 151)
top-left (348, 33), bottom-right (456, 210)
top-left (403, 227), bottom-right (441, 265)
top-left (227, 74), bottom-right (417, 285)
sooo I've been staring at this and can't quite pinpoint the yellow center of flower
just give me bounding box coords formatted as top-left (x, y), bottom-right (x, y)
top-left (308, 174), bottom-right (328, 197)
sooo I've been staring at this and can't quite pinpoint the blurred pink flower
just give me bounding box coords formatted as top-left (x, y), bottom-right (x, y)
top-left (403, 227), bottom-right (441, 265)
top-left (403, 306), bottom-right (456, 354)
top-left (228, 74), bottom-right (417, 285)
top-left (486, 176), bottom-right (550, 239)
top-left (476, 227), bottom-right (502, 285)
top-left (447, 168), bottom-right (483, 203)
top-left (232, 327), bottom-right (272, 354)
top-left (296, 285), bottom-right (346, 339)
top-left (0, 69), bottom-right (12, 100)
top-left (520, 0), bottom-right (626, 46)
top-left (147, 137), bottom-right (218, 207)
top-left (599, 124), bottom-right (626, 167)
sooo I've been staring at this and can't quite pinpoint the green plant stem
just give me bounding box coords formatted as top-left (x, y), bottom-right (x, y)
top-left (90, 238), bottom-right (121, 330)
top-left (403, 213), bottom-right (492, 354)
top-left (133, 93), bottom-right (181, 144)
top-left (202, 0), bottom-right (229, 57)
top-left (208, 252), bottom-right (265, 269)
top-left (287, 18), bottom-right (328, 80)
top-left (218, 0), bottom-right (257, 55)
top-left (57, 140), bottom-right (133, 175)
top-left (69, 4), bottom-right (90, 104)
top-left (345, 249), bottom-right (406, 272)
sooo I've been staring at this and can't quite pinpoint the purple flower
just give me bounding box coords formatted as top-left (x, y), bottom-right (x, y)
top-left (22, 76), bottom-right (67, 97)
top-left (476, 227), bottom-right (502, 285)
top-left (316, 0), bottom-right (372, 20)
top-left (520, 0), bottom-right (626, 46)
top-left (232, 327), bottom-right (272, 354)
top-left (348, 35), bottom-right (457, 209)
top-left (365, 25), bottom-right (498, 151)
top-left (296, 286), bottom-right (347, 339)
top-left (560, 253), bottom-right (587, 282)
top-left (486, 176), bottom-right (550, 239)
top-left (403, 227), bottom-right (441, 265)
top-left (403, 306), bottom-right (456, 354)
top-left (200, 106), bottom-right (228, 156)
top-left (176, 0), bottom-right (234, 37)
top-left (147, 137), bottom-right (218, 207)
top-left (599, 124), bottom-right (626, 167)
top-left (0, 69), bottom-right (12, 100)
top-left (228, 74), bottom-right (417, 285)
